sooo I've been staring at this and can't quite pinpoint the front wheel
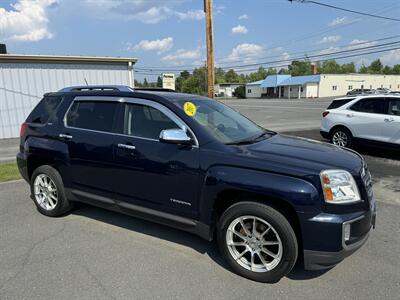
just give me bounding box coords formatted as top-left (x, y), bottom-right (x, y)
top-left (217, 202), bottom-right (298, 283)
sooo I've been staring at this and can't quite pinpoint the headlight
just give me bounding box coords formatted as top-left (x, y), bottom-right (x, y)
top-left (320, 170), bottom-right (361, 204)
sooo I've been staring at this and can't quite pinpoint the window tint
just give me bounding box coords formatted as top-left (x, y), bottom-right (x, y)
top-left (327, 98), bottom-right (355, 109)
top-left (388, 99), bottom-right (400, 116)
top-left (26, 96), bottom-right (61, 124)
top-left (66, 101), bottom-right (119, 132)
top-left (350, 98), bottom-right (385, 114)
top-left (124, 104), bottom-right (179, 139)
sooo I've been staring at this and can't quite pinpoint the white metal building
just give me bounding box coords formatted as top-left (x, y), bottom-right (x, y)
top-left (246, 74), bottom-right (400, 99)
top-left (0, 54), bottom-right (137, 139)
top-left (215, 83), bottom-right (243, 97)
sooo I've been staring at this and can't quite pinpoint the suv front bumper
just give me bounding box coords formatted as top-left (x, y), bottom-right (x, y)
top-left (301, 200), bottom-right (376, 270)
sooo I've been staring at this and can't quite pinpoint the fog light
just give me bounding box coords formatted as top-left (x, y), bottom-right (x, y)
top-left (344, 223), bottom-right (351, 242)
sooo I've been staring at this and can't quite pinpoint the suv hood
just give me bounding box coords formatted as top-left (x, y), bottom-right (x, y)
top-left (234, 134), bottom-right (363, 177)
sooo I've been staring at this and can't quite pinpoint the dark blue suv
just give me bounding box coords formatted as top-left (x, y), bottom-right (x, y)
top-left (17, 86), bottom-right (376, 283)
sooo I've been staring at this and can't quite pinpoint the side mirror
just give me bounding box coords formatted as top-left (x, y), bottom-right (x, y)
top-left (159, 129), bottom-right (192, 145)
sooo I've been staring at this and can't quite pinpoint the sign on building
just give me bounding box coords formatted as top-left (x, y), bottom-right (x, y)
top-left (162, 73), bottom-right (175, 90)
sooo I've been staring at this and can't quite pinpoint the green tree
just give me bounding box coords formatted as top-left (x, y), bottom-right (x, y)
top-left (382, 65), bottom-right (392, 74)
top-left (392, 64), bottom-right (400, 74)
top-left (368, 59), bottom-right (383, 73)
top-left (340, 62), bottom-right (356, 73)
top-left (319, 60), bottom-right (341, 74)
top-left (143, 78), bottom-right (149, 87)
top-left (359, 65), bottom-right (368, 73)
top-left (234, 86), bottom-right (246, 98)
top-left (215, 67), bottom-right (226, 84)
top-left (288, 60), bottom-right (312, 76)
top-left (225, 69), bottom-right (241, 83)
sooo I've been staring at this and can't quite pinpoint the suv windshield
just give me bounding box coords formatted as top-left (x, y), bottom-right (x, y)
top-left (175, 99), bottom-right (273, 144)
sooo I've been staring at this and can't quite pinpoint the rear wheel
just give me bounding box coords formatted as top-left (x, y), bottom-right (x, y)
top-left (31, 165), bottom-right (73, 217)
top-left (330, 127), bottom-right (352, 148)
top-left (217, 202), bottom-right (298, 283)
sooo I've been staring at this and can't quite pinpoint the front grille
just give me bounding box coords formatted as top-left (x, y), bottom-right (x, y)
top-left (361, 163), bottom-right (373, 200)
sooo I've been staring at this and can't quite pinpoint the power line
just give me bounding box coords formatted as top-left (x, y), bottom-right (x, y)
top-left (291, 0), bottom-right (400, 22)
top-left (135, 35), bottom-right (400, 71)
top-left (134, 40), bottom-right (400, 73)
top-left (224, 46), bottom-right (400, 73)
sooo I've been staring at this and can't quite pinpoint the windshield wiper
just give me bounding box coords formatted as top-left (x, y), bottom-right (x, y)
top-left (225, 130), bottom-right (274, 145)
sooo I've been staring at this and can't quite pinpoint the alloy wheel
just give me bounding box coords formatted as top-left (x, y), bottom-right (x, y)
top-left (226, 215), bottom-right (283, 273)
top-left (332, 131), bottom-right (348, 147)
top-left (33, 174), bottom-right (58, 210)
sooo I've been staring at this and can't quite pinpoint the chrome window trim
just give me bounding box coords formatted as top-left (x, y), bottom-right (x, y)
top-left (63, 96), bottom-right (199, 147)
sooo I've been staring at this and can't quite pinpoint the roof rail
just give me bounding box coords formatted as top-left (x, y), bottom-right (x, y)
top-left (58, 85), bottom-right (134, 92)
top-left (134, 88), bottom-right (176, 92)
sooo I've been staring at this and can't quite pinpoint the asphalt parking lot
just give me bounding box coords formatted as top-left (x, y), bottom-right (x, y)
top-left (1, 98), bottom-right (399, 299)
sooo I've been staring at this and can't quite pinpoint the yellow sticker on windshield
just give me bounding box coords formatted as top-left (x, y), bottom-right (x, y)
top-left (183, 102), bottom-right (197, 117)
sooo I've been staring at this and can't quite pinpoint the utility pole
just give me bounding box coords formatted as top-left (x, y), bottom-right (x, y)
top-left (204, 0), bottom-right (215, 98)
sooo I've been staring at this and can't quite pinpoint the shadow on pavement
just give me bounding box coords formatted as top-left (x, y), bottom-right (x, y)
top-left (72, 203), bottom-right (329, 282)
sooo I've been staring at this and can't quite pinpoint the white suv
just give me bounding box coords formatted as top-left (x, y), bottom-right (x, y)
top-left (320, 95), bottom-right (400, 148)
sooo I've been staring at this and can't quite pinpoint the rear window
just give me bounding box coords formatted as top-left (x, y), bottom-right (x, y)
top-left (66, 101), bottom-right (119, 133)
top-left (26, 96), bottom-right (62, 124)
top-left (327, 98), bottom-right (355, 109)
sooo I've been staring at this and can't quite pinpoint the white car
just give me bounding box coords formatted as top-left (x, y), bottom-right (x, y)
top-left (320, 95), bottom-right (400, 148)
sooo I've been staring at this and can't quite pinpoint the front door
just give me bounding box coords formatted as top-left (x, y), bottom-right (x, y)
top-left (112, 99), bottom-right (201, 218)
top-left (384, 97), bottom-right (400, 144)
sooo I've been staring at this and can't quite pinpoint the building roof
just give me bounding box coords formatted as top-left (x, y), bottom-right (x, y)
top-left (261, 75), bottom-right (291, 88)
top-left (246, 80), bottom-right (264, 86)
top-left (279, 74), bottom-right (320, 86)
top-left (0, 54), bottom-right (137, 65)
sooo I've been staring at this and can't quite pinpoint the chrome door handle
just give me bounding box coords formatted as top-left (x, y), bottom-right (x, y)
top-left (346, 113), bottom-right (354, 118)
top-left (59, 133), bottom-right (73, 139)
top-left (117, 143), bottom-right (136, 150)
top-left (384, 118), bottom-right (394, 122)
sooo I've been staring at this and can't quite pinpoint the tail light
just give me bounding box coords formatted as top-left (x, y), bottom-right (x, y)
top-left (20, 122), bottom-right (28, 138)
top-left (322, 111), bottom-right (330, 117)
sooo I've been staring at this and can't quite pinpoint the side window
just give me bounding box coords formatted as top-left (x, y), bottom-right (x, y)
top-left (388, 99), bottom-right (400, 116)
top-left (66, 101), bottom-right (119, 133)
top-left (26, 96), bottom-right (61, 124)
top-left (124, 103), bottom-right (180, 140)
top-left (350, 98), bottom-right (385, 114)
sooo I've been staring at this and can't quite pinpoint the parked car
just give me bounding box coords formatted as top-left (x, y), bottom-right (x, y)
top-left (17, 86), bottom-right (376, 283)
top-left (376, 88), bottom-right (390, 94)
top-left (346, 88), bottom-right (374, 96)
top-left (321, 95), bottom-right (400, 148)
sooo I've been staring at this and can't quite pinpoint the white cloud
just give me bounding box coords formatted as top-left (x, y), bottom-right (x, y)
top-left (348, 39), bottom-right (377, 49)
top-left (238, 14), bottom-right (248, 20)
top-left (328, 16), bottom-right (347, 26)
top-left (281, 52), bottom-right (290, 61)
top-left (175, 9), bottom-right (204, 20)
top-left (0, 0), bottom-right (56, 42)
top-left (317, 35), bottom-right (341, 44)
top-left (225, 43), bottom-right (265, 63)
top-left (161, 48), bottom-right (201, 65)
top-left (232, 25), bottom-right (248, 34)
top-left (128, 37), bottom-right (173, 53)
top-left (380, 49), bottom-right (400, 66)
top-left (84, 0), bottom-right (204, 24)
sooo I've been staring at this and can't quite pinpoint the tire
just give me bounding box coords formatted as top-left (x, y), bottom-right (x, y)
top-left (30, 165), bottom-right (73, 217)
top-left (217, 202), bottom-right (298, 283)
top-left (330, 127), bottom-right (352, 148)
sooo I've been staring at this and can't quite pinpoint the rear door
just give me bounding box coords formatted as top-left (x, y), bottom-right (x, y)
top-left (384, 97), bottom-right (400, 144)
top-left (347, 97), bottom-right (387, 142)
top-left (111, 98), bottom-right (201, 218)
top-left (61, 97), bottom-right (121, 201)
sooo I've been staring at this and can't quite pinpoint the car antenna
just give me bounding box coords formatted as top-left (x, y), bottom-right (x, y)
top-left (84, 78), bottom-right (89, 86)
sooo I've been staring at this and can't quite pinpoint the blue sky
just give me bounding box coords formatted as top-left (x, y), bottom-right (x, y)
top-left (1, 0), bottom-right (400, 81)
